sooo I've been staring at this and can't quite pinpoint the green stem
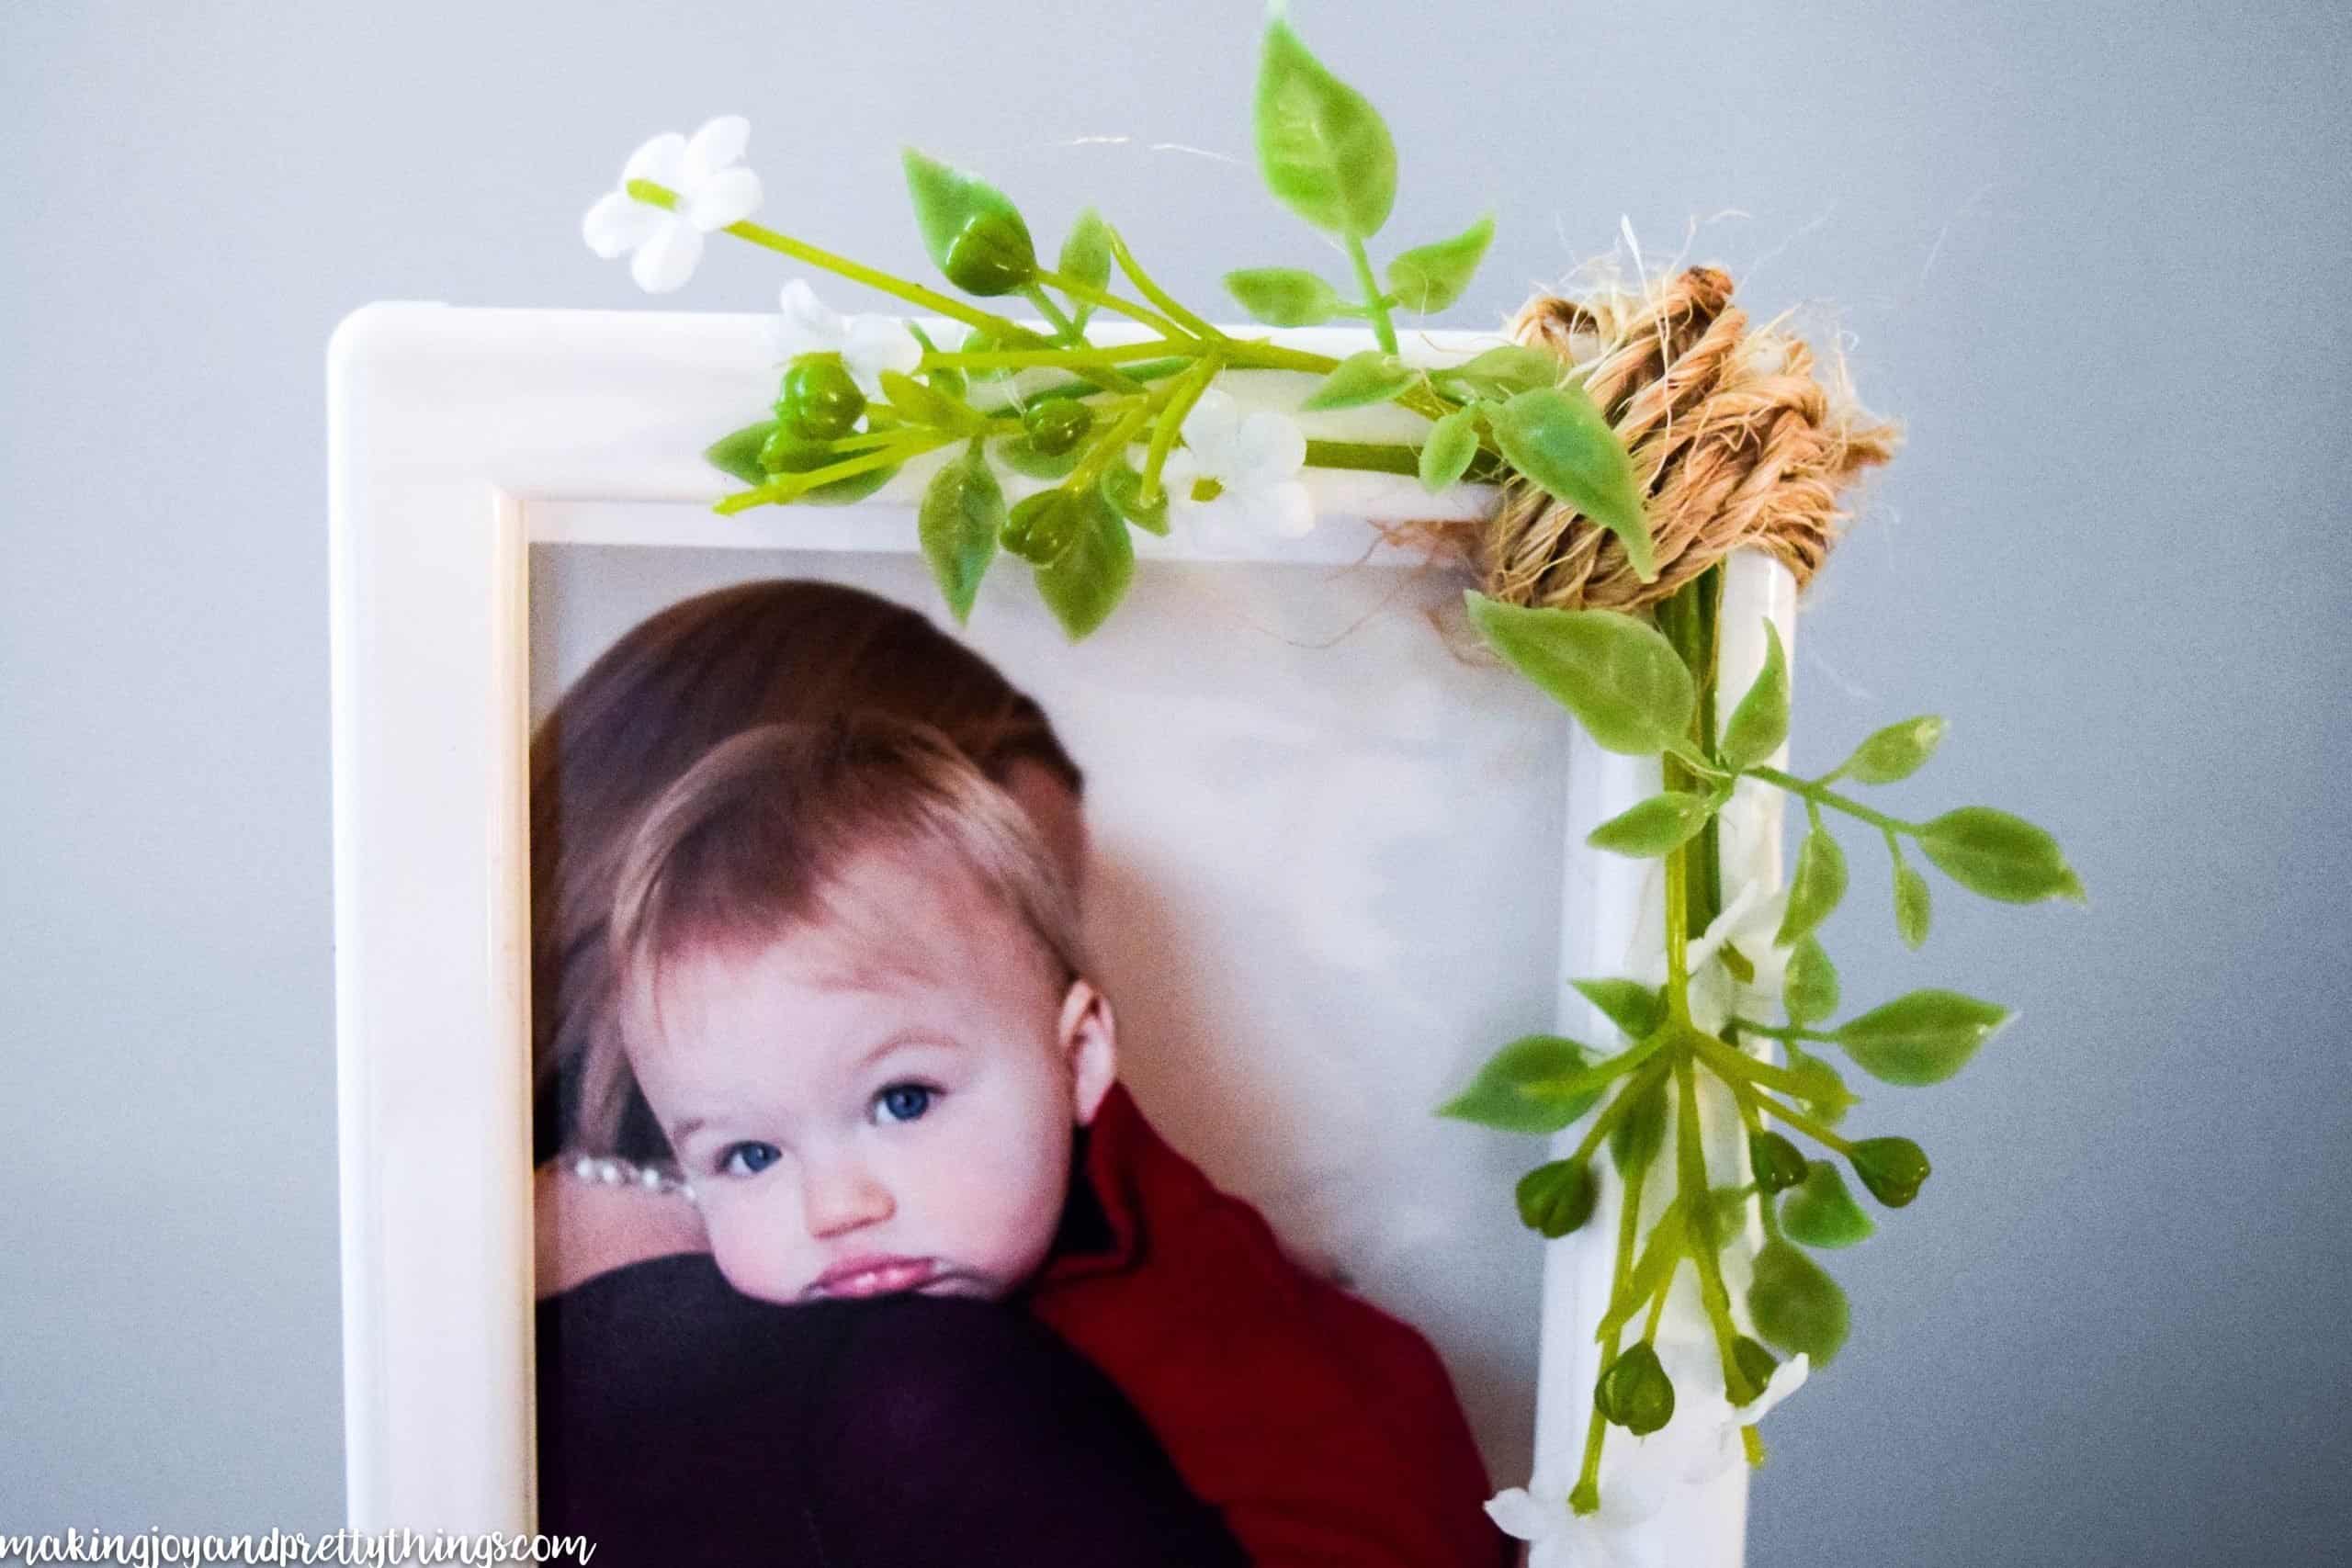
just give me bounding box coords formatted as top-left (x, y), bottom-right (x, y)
top-left (1067, 398), bottom-right (1158, 491)
top-left (1690, 1031), bottom-right (1825, 1100)
top-left (628, 181), bottom-right (1016, 339)
top-left (1023, 282), bottom-right (1079, 343)
top-left (921, 341), bottom-right (1191, 373)
top-left (1572, 1140), bottom-right (1651, 1517)
top-left (1746, 765), bottom-right (1917, 837)
top-left (1140, 353), bottom-right (1227, 506)
top-left (1674, 1055), bottom-right (1753, 1399)
top-left (1102, 226), bottom-right (1227, 343)
top-left (1033, 267), bottom-right (1195, 344)
top-left (1570, 1052), bottom-right (1674, 1166)
top-left (1729, 1079), bottom-right (1859, 1157)
top-left (712, 432), bottom-right (952, 514)
top-left (1345, 232), bottom-right (1399, 355)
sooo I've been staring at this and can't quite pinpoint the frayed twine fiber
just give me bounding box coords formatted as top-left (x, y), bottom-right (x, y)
top-left (1424, 265), bottom-right (1903, 613)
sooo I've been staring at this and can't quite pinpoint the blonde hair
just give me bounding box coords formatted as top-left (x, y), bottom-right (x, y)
top-left (530, 580), bottom-right (1084, 1163)
top-left (605, 715), bottom-right (1086, 1104)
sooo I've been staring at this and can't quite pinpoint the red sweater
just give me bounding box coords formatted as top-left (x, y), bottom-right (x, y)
top-left (1023, 1084), bottom-right (1513, 1567)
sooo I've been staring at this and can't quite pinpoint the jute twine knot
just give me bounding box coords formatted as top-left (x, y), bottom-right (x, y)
top-left (1464, 265), bottom-right (1903, 613)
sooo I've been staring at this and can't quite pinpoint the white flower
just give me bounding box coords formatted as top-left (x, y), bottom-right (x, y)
top-left (1626, 873), bottom-right (1793, 1035)
top-left (1650, 1326), bottom-right (1810, 1489)
top-left (1159, 389), bottom-right (1316, 542)
top-left (1487, 1331), bottom-right (1809, 1566)
top-left (1485, 1468), bottom-right (1667, 1568)
top-left (582, 117), bottom-right (763, 294)
top-left (768, 279), bottom-right (923, 398)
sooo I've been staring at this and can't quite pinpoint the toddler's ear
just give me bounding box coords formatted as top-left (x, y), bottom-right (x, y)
top-left (1056, 979), bottom-right (1117, 1126)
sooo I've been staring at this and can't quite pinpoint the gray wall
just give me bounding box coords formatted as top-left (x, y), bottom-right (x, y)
top-left (5, 1), bottom-right (2345, 1561)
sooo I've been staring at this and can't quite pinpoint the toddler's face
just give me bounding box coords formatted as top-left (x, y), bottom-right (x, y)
top-left (628, 851), bottom-right (1114, 1306)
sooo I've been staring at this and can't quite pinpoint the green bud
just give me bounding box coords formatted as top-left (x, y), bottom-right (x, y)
top-left (1594, 1340), bottom-right (1676, 1435)
top-left (1021, 397), bottom-right (1096, 457)
top-left (1749, 1130), bottom-right (1809, 1194)
top-left (1729, 1335), bottom-right (1781, 1407)
top-left (1514, 1158), bottom-right (1597, 1238)
top-left (1848, 1136), bottom-right (1931, 1207)
top-left (901, 147), bottom-right (1037, 296)
top-left (1001, 488), bottom-right (1092, 567)
top-left (776, 353), bottom-right (866, 441)
top-left (1747, 1239), bottom-right (1850, 1366)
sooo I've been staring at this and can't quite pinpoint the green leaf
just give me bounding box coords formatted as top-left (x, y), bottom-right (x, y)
top-left (706, 420), bottom-right (775, 488)
top-left (1099, 461), bottom-right (1170, 536)
top-left (1893, 857), bottom-right (1932, 950)
top-left (1729, 1336), bottom-right (1781, 1407)
top-left (1436, 344), bottom-right (1561, 399)
top-left (1917, 807), bottom-right (2087, 905)
top-left (916, 444), bottom-right (1004, 626)
top-left (1832, 988), bottom-right (2011, 1086)
top-left (878, 369), bottom-right (976, 433)
top-left (1587, 790), bottom-right (1719, 857)
top-left (1437, 1034), bottom-right (1603, 1135)
top-left (1463, 592), bottom-right (1695, 756)
top-left (1785, 1043), bottom-right (1861, 1126)
top-left (1719, 621), bottom-right (1790, 770)
top-left (1782, 933), bottom-right (1839, 1029)
top-left (1781, 1162), bottom-right (1876, 1248)
top-left (1570, 977), bottom-right (1664, 1042)
top-left (1608, 1071), bottom-right (1670, 1169)
top-left (1252, 16), bottom-right (1397, 238)
top-left (1057, 207), bottom-right (1113, 325)
top-left (1418, 403), bottom-right (1482, 493)
top-left (1385, 212), bottom-right (1494, 312)
top-left (1515, 1159), bottom-right (1598, 1238)
top-left (1484, 385), bottom-right (1655, 580)
top-left (1301, 349), bottom-right (1418, 411)
top-left (1775, 823), bottom-right (1849, 945)
top-left (1747, 1239), bottom-right (1850, 1365)
top-left (1597, 1198), bottom-right (1688, 1342)
top-left (755, 427), bottom-right (900, 505)
top-left (1223, 266), bottom-right (1347, 327)
top-left (1031, 489), bottom-right (1133, 640)
top-left (900, 146), bottom-right (1036, 296)
top-left (1838, 715), bottom-right (1947, 784)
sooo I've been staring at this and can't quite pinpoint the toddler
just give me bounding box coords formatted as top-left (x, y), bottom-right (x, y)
top-left (606, 713), bottom-right (1113, 1311)
top-left (598, 709), bottom-right (1509, 1566)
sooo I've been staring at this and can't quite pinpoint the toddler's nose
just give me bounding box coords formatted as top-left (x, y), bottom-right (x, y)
top-left (801, 1151), bottom-right (893, 1238)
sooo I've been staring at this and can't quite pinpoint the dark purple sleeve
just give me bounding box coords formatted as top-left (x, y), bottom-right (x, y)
top-left (537, 1254), bottom-right (1250, 1568)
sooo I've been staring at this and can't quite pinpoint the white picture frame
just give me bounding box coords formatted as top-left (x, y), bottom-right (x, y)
top-left (328, 302), bottom-right (1792, 1557)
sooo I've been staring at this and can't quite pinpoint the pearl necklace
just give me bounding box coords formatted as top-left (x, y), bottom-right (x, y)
top-left (566, 1152), bottom-right (697, 1202)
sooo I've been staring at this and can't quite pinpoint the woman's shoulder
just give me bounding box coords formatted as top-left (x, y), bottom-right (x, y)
top-left (533, 1157), bottom-right (707, 1300)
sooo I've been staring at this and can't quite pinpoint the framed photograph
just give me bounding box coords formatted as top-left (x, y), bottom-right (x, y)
top-left (328, 303), bottom-right (1792, 1548)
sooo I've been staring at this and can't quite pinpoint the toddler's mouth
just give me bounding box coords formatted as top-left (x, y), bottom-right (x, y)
top-left (808, 1255), bottom-right (940, 1299)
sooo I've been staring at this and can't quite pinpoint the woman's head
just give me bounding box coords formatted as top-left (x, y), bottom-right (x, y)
top-left (532, 578), bottom-right (1087, 1164)
top-left (605, 717), bottom-right (1116, 1304)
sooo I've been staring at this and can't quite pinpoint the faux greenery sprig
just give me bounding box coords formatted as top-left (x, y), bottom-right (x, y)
top-left (1444, 570), bottom-right (2084, 1535)
top-left (582, 10), bottom-right (1648, 638)
top-left (576, 0), bottom-right (2086, 1544)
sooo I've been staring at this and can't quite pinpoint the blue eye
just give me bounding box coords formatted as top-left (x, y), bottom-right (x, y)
top-left (719, 1141), bottom-right (782, 1177)
top-left (876, 1083), bottom-right (934, 1124)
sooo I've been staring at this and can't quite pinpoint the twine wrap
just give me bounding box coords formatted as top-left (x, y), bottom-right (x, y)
top-left (1466, 265), bottom-right (1903, 613)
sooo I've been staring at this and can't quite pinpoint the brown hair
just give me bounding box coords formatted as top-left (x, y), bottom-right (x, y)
top-left (531, 579), bottom-right (1083, 1163)
top-left (607, 716), bottom-right (1085, 1066)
